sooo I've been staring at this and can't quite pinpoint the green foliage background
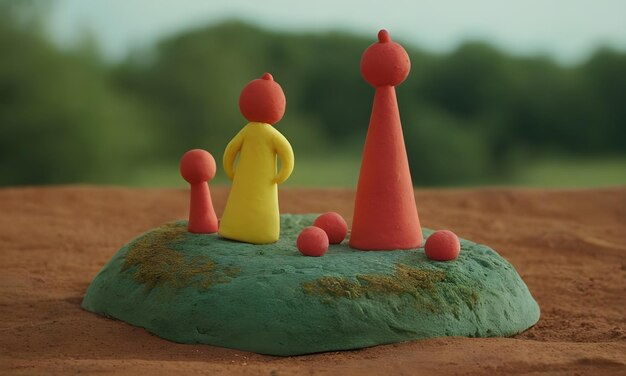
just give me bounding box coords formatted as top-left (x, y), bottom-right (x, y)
top-left (1, 3), bottom-right (625, 187)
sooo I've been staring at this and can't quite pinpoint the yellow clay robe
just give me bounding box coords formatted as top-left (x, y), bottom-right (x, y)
top-left (219, 122), bottom-right (294, 244)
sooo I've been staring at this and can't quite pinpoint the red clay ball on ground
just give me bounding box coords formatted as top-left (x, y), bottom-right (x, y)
top-left (297, 226), bottom-right (329, 257)
top-left (424, 230), bottom-right (461, 261)
top-left (313, 212), bottom-right (348, 244)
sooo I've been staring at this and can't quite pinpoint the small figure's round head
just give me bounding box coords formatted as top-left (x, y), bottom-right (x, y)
top-left (360, 29), bottom-right (411, 87)
top-left (180, 149), bottom-right (216, 184)
top-left (239, 72), bottom-right (286, 125)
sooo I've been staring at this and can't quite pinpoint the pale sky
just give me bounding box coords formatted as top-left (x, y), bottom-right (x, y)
top-left (49, 0), bottom-right (626, 64)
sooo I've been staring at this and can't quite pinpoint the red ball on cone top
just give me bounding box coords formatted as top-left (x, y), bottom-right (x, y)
top-left (360, 29), bottom-right (410, 87)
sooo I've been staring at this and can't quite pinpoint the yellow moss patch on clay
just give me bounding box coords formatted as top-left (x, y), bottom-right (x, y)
top-left (302, 263), bottom-right (446, 301)
top-left (358, 264), bottom-right (445, 294)
top-left (302, 276), bottom-right (363, 299)
top-left (456, 285), bottom-right (479, 309)
top-left (122, 222), bottom-right (215, 290)
top-left (224, 265), bottom-right (242, 277)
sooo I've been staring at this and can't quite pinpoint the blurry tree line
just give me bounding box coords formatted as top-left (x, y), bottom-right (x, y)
top-left (1, 2), bottom-right (625, 186)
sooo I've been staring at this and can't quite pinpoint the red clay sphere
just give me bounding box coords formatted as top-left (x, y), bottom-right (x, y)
top-left (239, 72), bottom-right (286, 125)
top-left (313, 212), bottom-right (348, 244)
top-left (297, 226), bottom-right (329, 257)
top-left (360, 29), bottom-right (410, 87)
top-left (180, 149), bottom-right (216, 184)
top-left (424, 230), bottom-right (461, 261)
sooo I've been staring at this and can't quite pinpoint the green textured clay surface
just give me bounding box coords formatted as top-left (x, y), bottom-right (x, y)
top-left (82, 214), bottom-right (540, 356)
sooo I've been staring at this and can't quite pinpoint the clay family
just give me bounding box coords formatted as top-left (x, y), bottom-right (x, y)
top-left (179, 30), bottom-right (460, 260)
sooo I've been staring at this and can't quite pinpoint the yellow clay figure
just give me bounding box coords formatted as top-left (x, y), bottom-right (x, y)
top-left (218, 73), bottom-right (294, 244)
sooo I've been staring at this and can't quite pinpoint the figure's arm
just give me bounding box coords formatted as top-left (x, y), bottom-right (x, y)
top-left (274, 131), bottom-right (294, 184)
top-left (223, 129), bottom-right (245, 180)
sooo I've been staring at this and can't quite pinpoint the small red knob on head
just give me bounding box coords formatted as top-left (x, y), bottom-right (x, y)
top-left (361, 29), bottom-right (410, 87)
top-left (180, 149), bottom-right (216, 185)
top-left (239, 72), bottom-right (286, 125)
top-left (378, 29), bottom-right (390, 43)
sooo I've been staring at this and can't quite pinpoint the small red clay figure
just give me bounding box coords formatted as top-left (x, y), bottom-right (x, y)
top-left (180, 149), bottom-right (218, 234)
top-left (349, 29), bottom-right (423, 251)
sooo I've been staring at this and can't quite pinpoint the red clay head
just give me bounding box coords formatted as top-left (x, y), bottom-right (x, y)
top-left (361, 30), bottom-right (411, 87)
top-left (239, 72), bottom-right (286, 125)
top-left (180, 149), bottom-right (216, 185)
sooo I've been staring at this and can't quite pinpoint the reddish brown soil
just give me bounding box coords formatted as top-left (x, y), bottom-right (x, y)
top-left (1, 186), bottom-right (625, 375)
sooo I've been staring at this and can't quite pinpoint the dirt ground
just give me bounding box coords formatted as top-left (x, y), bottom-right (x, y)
top-left (1, 186), bottom-right (624, 375)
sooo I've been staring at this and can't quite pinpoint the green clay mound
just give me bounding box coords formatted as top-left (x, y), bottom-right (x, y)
top-left (82, 214), bottom-right (540, 356)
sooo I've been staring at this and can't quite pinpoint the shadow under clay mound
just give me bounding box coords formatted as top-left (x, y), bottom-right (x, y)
top-left (82, 214), bottom-right (540, 356)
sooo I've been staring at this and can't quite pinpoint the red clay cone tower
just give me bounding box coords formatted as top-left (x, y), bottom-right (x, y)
top-left (349, 30), bottom-right (423, 250)
top-left (180, 149), bottom-right (219, 234)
